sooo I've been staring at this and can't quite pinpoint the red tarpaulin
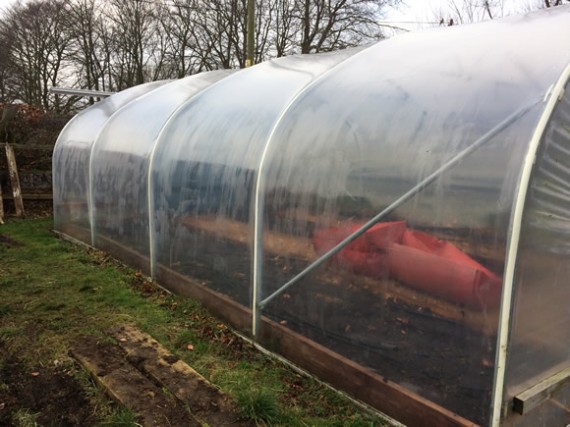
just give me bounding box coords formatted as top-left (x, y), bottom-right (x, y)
top-left (312, 221), bottom-right (406, 277)
top-left (312, 222), bottom-right (502, 310)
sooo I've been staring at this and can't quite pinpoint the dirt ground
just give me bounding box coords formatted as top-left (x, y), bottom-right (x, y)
top-left (0, 340), bottom-right (97, 426)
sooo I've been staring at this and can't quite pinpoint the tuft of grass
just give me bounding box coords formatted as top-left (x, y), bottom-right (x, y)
top-left (237, 389), bottom-right (281, 424)
top-left (0, 305), bottom-right (12, 316)
top-left (0, 326), bottom-right (21, 340)
top-left (99, 407), bottom-right (140, 426)
top-left (11, 409), bottom-right (40, 427)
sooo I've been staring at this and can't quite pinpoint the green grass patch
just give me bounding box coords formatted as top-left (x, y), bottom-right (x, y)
top-left (0, 218), bottom-right (388, 426)
top-left (11, 409), bottom-right (40, 427)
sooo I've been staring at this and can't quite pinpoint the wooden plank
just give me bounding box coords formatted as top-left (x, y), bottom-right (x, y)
top-left (110, 325), bottom-right (252, 426)
top-left (71, 337), bottom-right (201, 426)
top-left (513, 366), bottom-right (570, 414)
top-left (3, 143), bottom-right (54, 150)
top-left (55, 223), bottom-right (92, 244)
top-left (95, 234), bottom-right (151, 276)
top-left (156, 265), bottom-right (253, 332)
top-left (4, 143), bottom-right (24, 217)
top-left (2, 193), bottom-right (53, 201)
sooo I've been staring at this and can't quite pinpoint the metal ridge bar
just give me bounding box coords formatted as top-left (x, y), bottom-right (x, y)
top-left (50, 87), bottom-right (114, 97)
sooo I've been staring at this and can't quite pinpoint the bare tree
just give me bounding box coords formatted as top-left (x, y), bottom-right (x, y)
top-left (0, 0), bottom-right (76, 112)
top-left (296, 0), bottom-right (399, 54)
top-left (67, 0), bottom-right (112, 97)
top-left (436, 0), bottom-right (569, 26)
top-left (544, 0), bottom-right (569, 6)
top-left (105, 0), bottom-right (162, 89)
top-left (157, 0), bottom-right (220, 77)
top-left (0, 0), bottom-right (402, 106)
top-left (436, 0), bottom-right (502, 25)
top-left (271, 0), bottom-right (298, 57)
top-left (195, 0), bottom-right (248, 69)
top-left (0, 21), bottom-right (15, 102)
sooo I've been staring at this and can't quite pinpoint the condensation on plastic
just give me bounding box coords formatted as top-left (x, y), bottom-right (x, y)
top-left (52, 81), bottom-right (168, 241)
top-left (258, 7), bottom-right (570, 425)
top-left (150, 51), bottom-right (356, 307)
top-left (502, 81), bottom-right (570, 426)
top-left (89, 72), bottom-right (231, 270)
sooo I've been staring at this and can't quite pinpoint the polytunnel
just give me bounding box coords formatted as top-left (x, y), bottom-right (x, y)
top-left (53, 5), bottom-right (570, 426)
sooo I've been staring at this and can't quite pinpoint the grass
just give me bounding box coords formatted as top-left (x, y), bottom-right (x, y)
top-left (11, 409), bottom-right (40, 427)
top-left (0, 218), bottom-right (389, 426)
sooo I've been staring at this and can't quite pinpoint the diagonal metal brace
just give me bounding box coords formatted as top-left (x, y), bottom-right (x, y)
top-left (258, 99), bottom-right (540, 310)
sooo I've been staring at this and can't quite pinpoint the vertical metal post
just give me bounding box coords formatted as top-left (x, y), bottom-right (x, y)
top-left (246, 0), bottom-right (255, 67)
top-left (148, 141), bottom-right (159, 279)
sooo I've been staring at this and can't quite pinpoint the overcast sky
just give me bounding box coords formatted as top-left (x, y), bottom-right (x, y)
top-left (0, 0), bottom-right (17, 13)
top-left (385, 0), bottom-right (545, 30)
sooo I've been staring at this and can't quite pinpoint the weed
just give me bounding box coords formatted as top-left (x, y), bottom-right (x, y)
top-left (237, 389), bottom-right (281, 424)
top-left (0, 326), bottom-right (21, 340)
top-left (11, 409), bottom-right (40, 427)
top-left (99, 407), bottom-right (140, 426)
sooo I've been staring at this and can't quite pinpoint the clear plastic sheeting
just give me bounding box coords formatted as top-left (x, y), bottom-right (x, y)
top-left (151, 51), bottom-right (355, 307)
top-left (52, 5), bottom-right (570, 427)
top-left (90, 72), bottom-right (232, 271)
top-left (53, 81), bottom-right (168, 242)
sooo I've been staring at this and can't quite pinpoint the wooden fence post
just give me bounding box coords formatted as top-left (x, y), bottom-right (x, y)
top-left (4, 143), bottom-right (24, 217)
